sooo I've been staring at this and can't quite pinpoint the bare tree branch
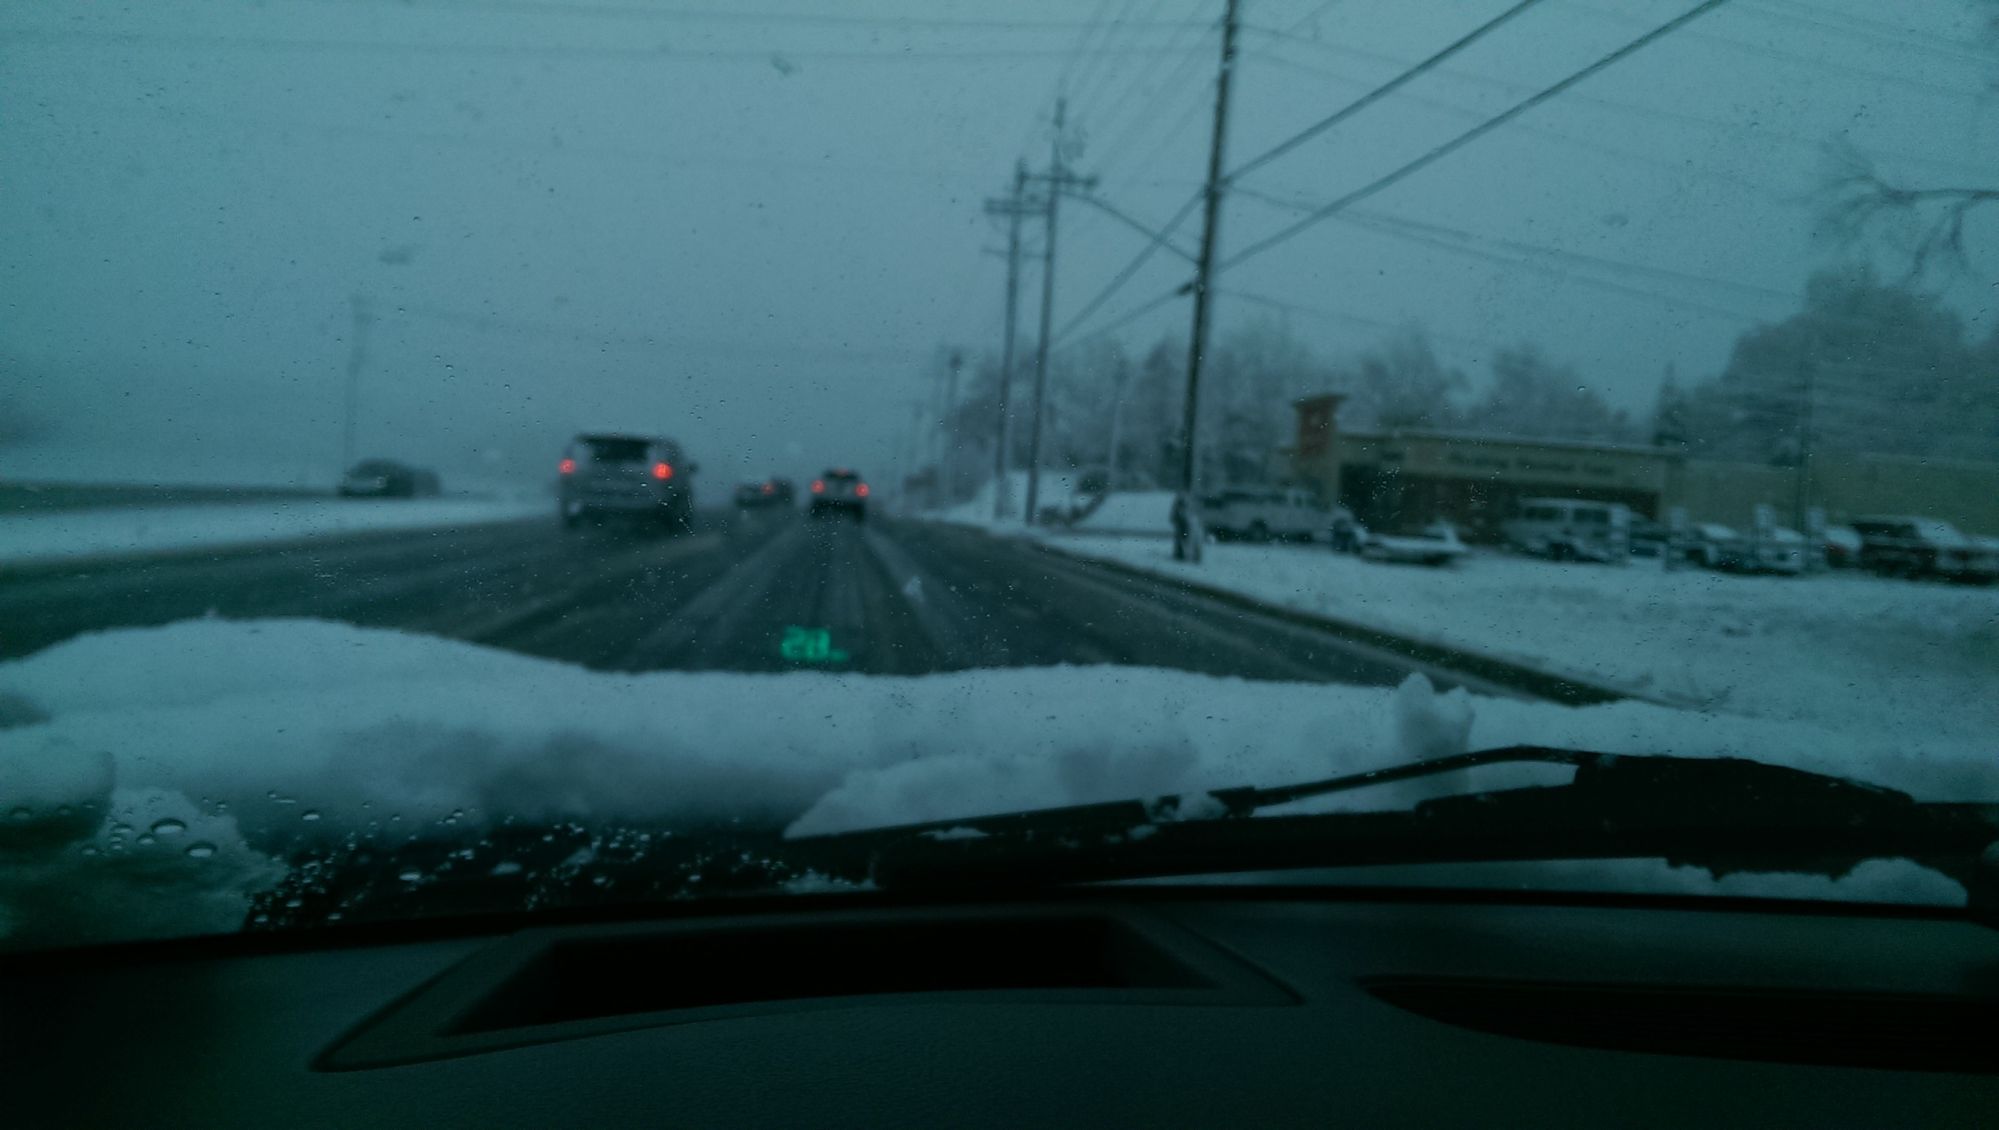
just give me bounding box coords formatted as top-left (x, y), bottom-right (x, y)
top-left (1819, 142), bottom-right (1999, 279)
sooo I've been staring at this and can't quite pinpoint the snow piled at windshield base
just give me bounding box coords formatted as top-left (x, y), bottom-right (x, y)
top-left (1, 619), bottom-right (1990, 947)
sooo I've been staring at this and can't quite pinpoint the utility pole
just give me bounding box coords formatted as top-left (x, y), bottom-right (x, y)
top-left (1023, 98), bottom-right (1097, 527)
top-left (938, 350), bottom-right (964, 505)
top-left (1792, 332), bottom-right (1818, 543)
top-left (1173, 0), bottom-right (1241, 563)
top-left (341, 293), bottom-right (372, 472)
top-left (984, 161), bottom-right (1036, 521)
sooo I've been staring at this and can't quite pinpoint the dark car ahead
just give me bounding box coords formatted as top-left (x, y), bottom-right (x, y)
top-left (734, 477), bottom-right (797, 509)
top-left (558, 432), bottom-right (697, 532)
top-left (338, 459), bottom-right (440, 498)
top-left (808, 468), bottom-right (868, 521)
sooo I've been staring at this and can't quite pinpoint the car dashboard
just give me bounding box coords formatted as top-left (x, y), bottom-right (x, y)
top-left (4, 888), bottom-right (1994, 1127)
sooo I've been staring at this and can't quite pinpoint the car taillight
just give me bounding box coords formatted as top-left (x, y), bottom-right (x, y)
top-left (811, 480), bottom-right (825, 494)
top-left (652, 462), bottom-right (673, 480)
top-left (762, 483), bottom-right (774, 495)
top-left (558, 458), bottom-right (576, 475)
top-left (856, 483), bottom-right (870, 498)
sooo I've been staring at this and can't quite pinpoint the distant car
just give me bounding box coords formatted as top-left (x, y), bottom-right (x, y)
top-left (338, 459), bottom-right (440, 499)
top-left (558, 432), bottom-right (697, 532)
top-left (1851, 516), bottom-right (1995, 582)
top-left (1199, 486), bottom-right (1332, 543)
top-left (808, 469), bottom-right (868, 521)
top-left (1501, 498), bottom-right (1631, 563)
top-left (735, 477), bottom-right (796, 509)
top-left (1360, 521), bottom-right (1467, 567)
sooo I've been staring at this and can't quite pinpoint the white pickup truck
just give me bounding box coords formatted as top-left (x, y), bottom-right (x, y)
top-left (1198, 488), bottom-right (1338, 543)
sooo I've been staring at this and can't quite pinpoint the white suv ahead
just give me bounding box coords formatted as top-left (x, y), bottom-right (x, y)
top-left (558, 433), bottom-right (697, 532)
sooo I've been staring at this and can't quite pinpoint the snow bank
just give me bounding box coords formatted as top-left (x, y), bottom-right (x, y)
top-left (1047, 538), bottom-right (1999, 750)
top-left (1074, 490), bottom-right (1175, 535)
top-left (934, 471), bottom-right (1083, 528)
top-left (0, 497), bottom-right (546, 567)
top-left (2, 619), bottom-right (1992, 946)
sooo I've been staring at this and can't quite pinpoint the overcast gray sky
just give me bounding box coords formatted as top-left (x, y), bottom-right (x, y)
top-left (3, 0), bottom-right (1994, 490)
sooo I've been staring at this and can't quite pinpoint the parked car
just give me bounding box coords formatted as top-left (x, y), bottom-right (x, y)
top-left (1851, 516), bottom-right (1998, 582)
top-left (809, 468), bottom-right (868, 520)
top-left (1628, 517), bottom-right (1668, 559)
top-left (1731, 527), bottom-right (1807, 575)
top-left (1681, 523), bottom-right (1746, 570)
top-left (1821, 525), bottom-right (1863, 569)
top-left (1199, 487), bottom-right (1332, 543)
top-left (557, 432), bottom-right (697, 531)
top-left (338, 459), bottom-right (440, 498)
top-left (1501, 498), bottom-right (1631, 563)
top-left (1360, 521), bottom-right (1468, 567)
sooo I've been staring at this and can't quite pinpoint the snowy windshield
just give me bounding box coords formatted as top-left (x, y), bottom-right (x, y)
top-left (2, 0), bottom-right (1997, 951)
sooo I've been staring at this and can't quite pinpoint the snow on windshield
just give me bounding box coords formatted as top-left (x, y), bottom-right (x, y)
top-left (2, 619), bottom-right (1989, 947)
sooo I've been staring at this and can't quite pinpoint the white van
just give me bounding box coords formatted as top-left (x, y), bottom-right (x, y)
top-left (1501, 498), bottom-right (1632, 563)
top-left (1198, 487), bottom-right (1336, 543)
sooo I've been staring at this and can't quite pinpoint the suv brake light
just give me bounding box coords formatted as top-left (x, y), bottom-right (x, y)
top-left (558, 458), bottom-right (576, 475)
top-left (811, 479), bottom-right (825, 494)
top-left (652, 462), bottom-right (673, 480)
top-left (856, 483), bottom-right (870, 498)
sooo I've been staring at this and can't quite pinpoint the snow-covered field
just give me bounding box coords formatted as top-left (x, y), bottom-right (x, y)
top-left (0, 496), bottom-right (547, 568)
top-left (1045, 536), bottom-right (1999, 749)
top-left (3, 619), bottom-right (1992, 945)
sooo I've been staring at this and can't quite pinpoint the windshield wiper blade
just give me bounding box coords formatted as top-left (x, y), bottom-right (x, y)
top-left (786, 746), bottom-right (1999, 910)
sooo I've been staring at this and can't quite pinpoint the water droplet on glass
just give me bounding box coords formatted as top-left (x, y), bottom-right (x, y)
top-left (398, 869), bottom-right (424, 883)
top-left (150, 818), bottom-right (188, 837)
top-left (185, 842), bottom-right (218, 859)
top-left (7, 806), bottom-right (32, 822)
top-left (301, 810), bottom-right (322, 822)
top-left (490, 860), bottom-right (523, 877)
top-left (80, 845), bottom-right (101, 857)
top-left (136, 833), bottom-right (157, 846)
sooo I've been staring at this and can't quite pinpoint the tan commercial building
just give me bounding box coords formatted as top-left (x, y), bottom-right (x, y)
top-left (1288, 394), bottom-right (1999, 541)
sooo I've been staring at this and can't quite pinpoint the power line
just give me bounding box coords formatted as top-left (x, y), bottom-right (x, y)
top-left (1051, 194), bottom-right (1204, 343)
top-left (1059, 0), bottom-right (1126, 96)
top-left (1226, 0), bottom-right (1549, 185)
top-left (1243, 22), bottom-right (1995, 180)
top-left (1283, 0), bottom-right (1348, 36)
top-left (1331, 212), bottom-right (1763, 322)
top-left (1066, 0), bottom-right (1159, 112)
top-left (1219, 0), bottom-right (1739, 273)
top-left (1222, 287), bottom-right (1499, 350)
top-left (1054, 0), bottom-right (1558, 348)
top-left (1078, 6), bottom-right (1221, 179)
top-left (1241, 48), bottom-right (1794, 201)
top-left (1228, 186), bottom-right (1799, 304)
top-left (267, 0), bottom-right (1216, 33)
top-left (0, 26), bottom-right (1216, 62)
top-left (1736, 0), bottom-right (1995, 69)
top-left (1746, 0), bottom-right (1993, 58)
top-left (1069, 194), bottom-right (1201, 261)
top-left (1556, 0), bottom-right (1991, 102)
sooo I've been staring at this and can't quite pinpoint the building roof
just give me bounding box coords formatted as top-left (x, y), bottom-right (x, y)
top-left (1329, 426), bottom-right (1678, 459)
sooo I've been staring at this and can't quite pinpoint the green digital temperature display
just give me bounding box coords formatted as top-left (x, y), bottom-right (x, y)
top-left (780, 626), bottom-right (849, 663)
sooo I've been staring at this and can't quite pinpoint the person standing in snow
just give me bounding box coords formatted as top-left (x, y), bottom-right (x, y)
top-left (1172, 492), bottom-right (1204, 563)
